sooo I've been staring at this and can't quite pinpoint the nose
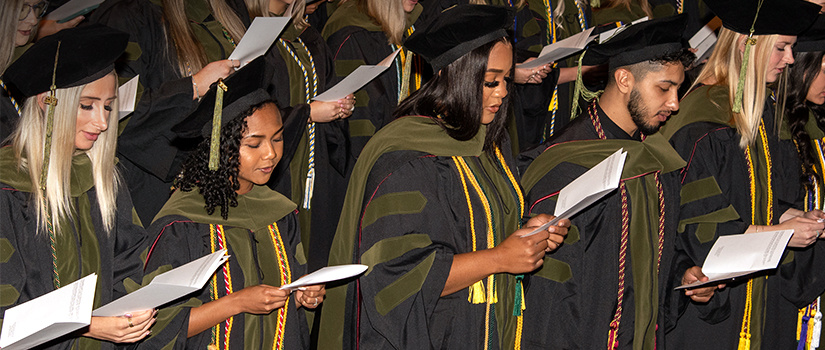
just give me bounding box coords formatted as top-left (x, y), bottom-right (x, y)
top-left (493, 79), bottom-right (508, 99)
top-left (785, 47), bottom-right (795, 65)
top-left (23, 7), bottom-right (38, 25)
top-left (92, 108), bottom-right (109, 132)
top-left (666, 90), bottom-right (679, 112)
top-left (262, 140), bottom-right (276, 160)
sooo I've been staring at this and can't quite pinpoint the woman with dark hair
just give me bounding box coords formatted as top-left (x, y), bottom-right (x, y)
top-left (140, 59), bottom-right (324, 349)
top-left (784, 19), bottom-right (825, 350)
top-left (317, 5), bottom-right (569, 350)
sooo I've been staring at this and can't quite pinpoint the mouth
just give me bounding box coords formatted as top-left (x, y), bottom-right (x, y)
top-left (83, 131), bottom-right (99, 141)
top-left (258, 166), bottom-right (274, 174)
top-left (18, 30), bottom-right (31, 37)
top-left (486, 105), bottom-right (501, 114)
top-left (656, 112), bottom-right (671, 122)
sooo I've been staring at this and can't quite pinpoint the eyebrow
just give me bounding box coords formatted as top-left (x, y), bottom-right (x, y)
top-left (244, 124), bottom-right (285, 139)
top-left (486, 68), bottom-right (506, 73)
top-left (660, 80), bottom-right (680, 86)
top-left (79, 96), bottom-right (117, 101)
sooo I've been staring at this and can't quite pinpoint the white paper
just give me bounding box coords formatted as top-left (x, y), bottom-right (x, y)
top-left (93, 250), bottom-right (229, 317)
top-left (46, 0), bottom-right (104, 22)
top-left (517, 27), bottom-right (595, 69)
top-left (228, 17), bottom-right (291, 67)
top-left (280, 264), bottom-right (368, 290)
top-left (0, 274), bottom-right (97, 350)
top-left (118, 76), bottom-right (139, 120)
top-left (599, 17), bottom-right (650, 44)
top-left (675, 229), bottom-right (794, 290)
top-left (313, 50), bottom-right (400, 102)
top-left (689, 24), bottom-right (718, 67)
top-left (522, 149), bottom-right (626, 237)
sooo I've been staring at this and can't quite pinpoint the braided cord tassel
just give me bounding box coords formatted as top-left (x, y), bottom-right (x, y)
top-left (42, 41), bottom-right (62, 289)
top-left (209, 80), bottom-right (228, 171)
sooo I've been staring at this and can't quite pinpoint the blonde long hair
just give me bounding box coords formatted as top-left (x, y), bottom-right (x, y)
top-left (9, 72), bottom-right (121, 235)
top-left (162, 0), bottom-right (247, 77)
top-left (692, 27), bottom-right (780, 148)
top-left (1, 0), bottom-right (38, 73)
top-left (246, 0), bottom-right (309, 31)
top-left (355, 0), bottom-right (409, 46)
top-left (596, 0), bottom-right (651, 18)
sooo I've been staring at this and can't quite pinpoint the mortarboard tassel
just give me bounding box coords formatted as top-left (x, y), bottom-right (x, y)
top-left (42, 41), bottom-right (61, 289)
top-left (208, 79), bottom-right (228, 171)
top-left (469, 280), bottom-right (486, 304)
top-left (733, 32), bottom-right (755, 114)
top-left (512, 274), bottom-right (526, 316)
top-left (571, 50), bottom-right (603, 118)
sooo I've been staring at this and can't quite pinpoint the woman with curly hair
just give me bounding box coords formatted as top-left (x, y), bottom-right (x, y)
top-left (140, 59), bottom-right (325, 349)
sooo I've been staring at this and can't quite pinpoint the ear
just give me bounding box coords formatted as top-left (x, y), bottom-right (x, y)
top-left (36, 92), bottom-right (49, 112)
top-left (614, 68), bottom-right (634, 94)
top-left (737, 33), bottom-right (748, 54)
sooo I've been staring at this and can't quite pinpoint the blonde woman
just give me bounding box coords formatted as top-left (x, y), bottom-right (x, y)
top-left (0, 25), bottom-right (154, 349)
top-left (246, 0), bottom-right (355, 272)
top-left (660, 0), bottom-right (825, 348)
top-left (322, 0), bottom-right (423, 161)
top-left (90, 0), bottom-right (247, 225)
top-left (2, 0), bottom-right (43, 140)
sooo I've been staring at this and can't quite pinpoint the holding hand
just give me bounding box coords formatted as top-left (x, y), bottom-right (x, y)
top-left (774, 216), bottom-right (825, 248)
top-left (294, 284), bottom-right (326, 309)
top-left (230, 284), bottom-right (290, 314)
top-left (310, 94), bottom-right (355, 122)
top-left (84, 309), bottom-right (156, 343)
top-left (191, 59), bottom-right (239, 99)
top-left (681, 266), bottom-right (724, 303)
top-left (514, 59), bottom-right (551, 84)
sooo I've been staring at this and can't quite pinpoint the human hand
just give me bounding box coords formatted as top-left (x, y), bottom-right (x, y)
top-left (230, 284), bottom-right (289, 314)
top-left (310, 94), bottom-right (355, 122)
top-left (294, 284), bottom-right (326, 309)
top-left (775, 216), bottom-right (824, 247)
top-left (191, 59), bottom-right (239, 98)
top-left (84, 309), bottom-right (156, 343)
top-left (514, 59), bottom-right (550, 84)
top-left (493, 219), bottom-right (552, 274)
top-left (37, 16), bottom-right (85, 40)
top-left (524, 214), bottom-right (569, 253)
top-left (803, 209), bottom-right (825, 221)
top-left (681, 266), bottom-right (724, 303)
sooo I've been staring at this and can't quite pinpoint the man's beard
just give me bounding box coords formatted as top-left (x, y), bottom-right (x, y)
top-left (627, 88), bottom-right (661, 136)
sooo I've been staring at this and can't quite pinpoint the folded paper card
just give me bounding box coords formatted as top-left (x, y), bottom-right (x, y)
top-left (313, 50), bottom-right (400, 102)
top-left (517, 27), bottom-right (595, 69)
top-left (280, 264), bottom-right (368, 290)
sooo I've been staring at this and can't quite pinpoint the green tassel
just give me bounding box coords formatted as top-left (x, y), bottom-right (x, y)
top-left (733, 34), bottom-right (754, 114)
top-left (571, 50), bottom-right (603, 118)
top-left (40, 41), bottom-right (61, 192)
top-left (208, 79), bottom-right (228, 171)
top-left (513, 274), bottom-right (525, 316)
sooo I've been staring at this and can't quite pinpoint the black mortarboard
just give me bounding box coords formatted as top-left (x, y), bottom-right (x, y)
top-left (706, 0), bottom-right (819, 36)
top-left (5, 24), bottom-right (129, 97)
top-left (582, 14), bottom-right (689, 69)
top-left (796, 15), bottom-right (825, 53)
top-left (404, 4), bottom-right (514, 72)
top-left (173, 56), bottom-right (271, 170)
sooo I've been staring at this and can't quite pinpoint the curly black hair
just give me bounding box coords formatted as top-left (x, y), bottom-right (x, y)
top-left (786, 51), bottom-right (825, 192)
top-left (176, 101), bottom-right (273, 219)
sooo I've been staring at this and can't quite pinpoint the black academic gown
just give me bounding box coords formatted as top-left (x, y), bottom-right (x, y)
top-left (317, 116), bottom-right (524, 350)
top-left (0, 147), bottom-right (147, 349)
top-left (90, 0), bottom-right (249, 225)
top-left (321, 1), bottom-right (424, 161)
top-left (262, 23), bottom-right (350, 272)
top-left (0, 79), bottom-right (20, 142)
top-left (140, 185), bottom-right (309, 349)
top-left (518, 102), bottom-right (685, 350)
top-left (662, 85), bottom-right (825, 350)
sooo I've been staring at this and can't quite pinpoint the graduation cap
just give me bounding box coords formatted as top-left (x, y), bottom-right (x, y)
top-left (582, 14), bottom-right (688, 69)
top-left (704, 0), bottom-right (819, 113)
top-left (572, 15), bottom-right (689, 115)
top-left (404, 4), bottom-right (514, 72)
top-left (5, 24), bottom-right (129, 97)
top-left (796, 15), bottom-right (825, 53)
top-left (173, 56), bottom-right (271, 171)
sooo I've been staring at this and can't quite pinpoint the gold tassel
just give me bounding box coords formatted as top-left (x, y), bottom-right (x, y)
top-left (469, 281), bottom-right (486, 304)
top-left (570, 50), bottom-right (603, 118)
top-left (40, 41), bottom-right (61, 192)
top-left (488, 275), bottom-right (498, 304)
top-left (208, 79), bottom-right (228, 171)
top-left (738, 332), bottom-right (750, 350)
